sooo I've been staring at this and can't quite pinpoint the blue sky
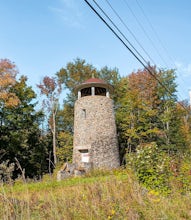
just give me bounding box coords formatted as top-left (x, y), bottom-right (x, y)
top-left (0, 0), bottom-right (191, 101)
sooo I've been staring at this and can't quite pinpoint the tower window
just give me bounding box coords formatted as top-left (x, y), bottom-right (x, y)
top-left (81, 87), bottom-right (91, 97)
top-left (79, 149), bottom-right (89, 163)
top-left (95, 87), bottom-right (106, 96)
top-left (82, 109), bottom-right (86, 119)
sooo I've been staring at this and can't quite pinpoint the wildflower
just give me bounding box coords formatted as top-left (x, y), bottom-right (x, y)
top-left (148, 190), bottom-right (161, 203)
top-left (111, 209), bottom-right (115, 215)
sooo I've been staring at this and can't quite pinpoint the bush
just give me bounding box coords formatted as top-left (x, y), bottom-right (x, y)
top-left (170, 153), bottom-right (191, 194)
top-left (0, 160), bottom-right (15, 183)
top-left (126, 142), bottom-right (171, 194)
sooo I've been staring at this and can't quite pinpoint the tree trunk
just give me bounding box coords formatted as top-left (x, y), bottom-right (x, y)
top-left (52, 111), bottom-right (57, 165)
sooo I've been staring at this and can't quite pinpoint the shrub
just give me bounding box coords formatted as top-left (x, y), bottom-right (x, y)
top-left (0, 160), bottom-right (15, 183)
top-left (170, 152), bottom-right (191, 194)
top-left (126, 142), bottom-right (171, 194)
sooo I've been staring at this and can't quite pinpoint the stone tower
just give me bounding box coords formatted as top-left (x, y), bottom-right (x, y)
top-left (73, 78), bottom-right (120, 170)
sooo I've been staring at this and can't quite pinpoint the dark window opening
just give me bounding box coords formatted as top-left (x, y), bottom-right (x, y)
top-left (81, 87), bottom-right (91, 97)
top-left (82, 109), bottom-right (86, 119)
top-left (95, 87), bottom-right (106, 96)
top-left (79, 149), bottom-right (89, 163)
top-left (81, 87), bottom-right (106, 97)
top-left (79, 149), bottom-right (89, 153)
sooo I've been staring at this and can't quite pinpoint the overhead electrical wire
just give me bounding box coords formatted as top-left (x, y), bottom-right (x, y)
top-left (107, 0), bottom-right (185, 101)
top-left (122, 0), bottom-right (169, 68)
top-left (104, 0), bottom-right (186, 99)
top-left (92, 0), bottom-right (148, 65)
top-left (104, 0), bottom-right (155, 65)
top-left (83, 0), bottom-right (188, 112)
top-left (135, 0), bottom-right (175, 66)
top-left (83, 0), bottom-right (174, 97)
top-left (135, 0), bottom-right (188, 99)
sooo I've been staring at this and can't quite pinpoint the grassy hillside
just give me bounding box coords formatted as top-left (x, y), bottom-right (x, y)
top-left (0, 169), bottom-right (191, 220)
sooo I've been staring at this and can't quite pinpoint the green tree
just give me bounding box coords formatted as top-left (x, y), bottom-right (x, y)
top-left (156, 69), bottom-right (185, 153)
top-left (57, 58), bottom-right (121, 103)
top-left (116, 66), bottom-right (160, 152)
top-left (57, 131), bottom-right (73, 163)
top-left (116, 65), bottom-right (188, 155)
top-left (56, 103), bottom-right (74, 164)
top-left (0, 75), bottom-right (49, 178)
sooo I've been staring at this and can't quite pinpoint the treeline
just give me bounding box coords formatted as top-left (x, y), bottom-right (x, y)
top-left (0, 58), bottom-right (191, 183)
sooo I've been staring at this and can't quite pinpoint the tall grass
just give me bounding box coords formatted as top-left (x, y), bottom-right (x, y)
top-left (0, 169), bottom-right (191, 219)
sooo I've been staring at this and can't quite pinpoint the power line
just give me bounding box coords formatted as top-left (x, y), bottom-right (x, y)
top-left (122, 0), bottom-right (169, 68)
top-left (83, 0), bottom-right (188, 112)
top-left (135, 0), bottom-right (188, 99)
top-left (83, 0), bottom-right (172, 95)
top-left (92, 0), bottom-right (148, 65)
top-left (135, 0), bottom-right (175, 66)
top-left (104, 0), bottom-right (155, 65)
top-left (105, 0), bottom-right (186, 101)
top-left (105, 0), bottom-right (186, 98)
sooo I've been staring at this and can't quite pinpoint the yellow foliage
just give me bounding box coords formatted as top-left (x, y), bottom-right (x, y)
top-left (0, 59), bottom-right (20, 107)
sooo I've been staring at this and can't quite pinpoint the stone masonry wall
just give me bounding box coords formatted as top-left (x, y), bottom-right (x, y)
top-left (73, 95), bottom-right (120, 169)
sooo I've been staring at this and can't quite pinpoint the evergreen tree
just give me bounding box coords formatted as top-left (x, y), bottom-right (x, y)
top-left (0, 76), bottom-right (49, 178)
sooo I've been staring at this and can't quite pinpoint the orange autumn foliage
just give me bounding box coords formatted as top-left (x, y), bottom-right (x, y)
top-left (0, 59), bottom-right (20, 107)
